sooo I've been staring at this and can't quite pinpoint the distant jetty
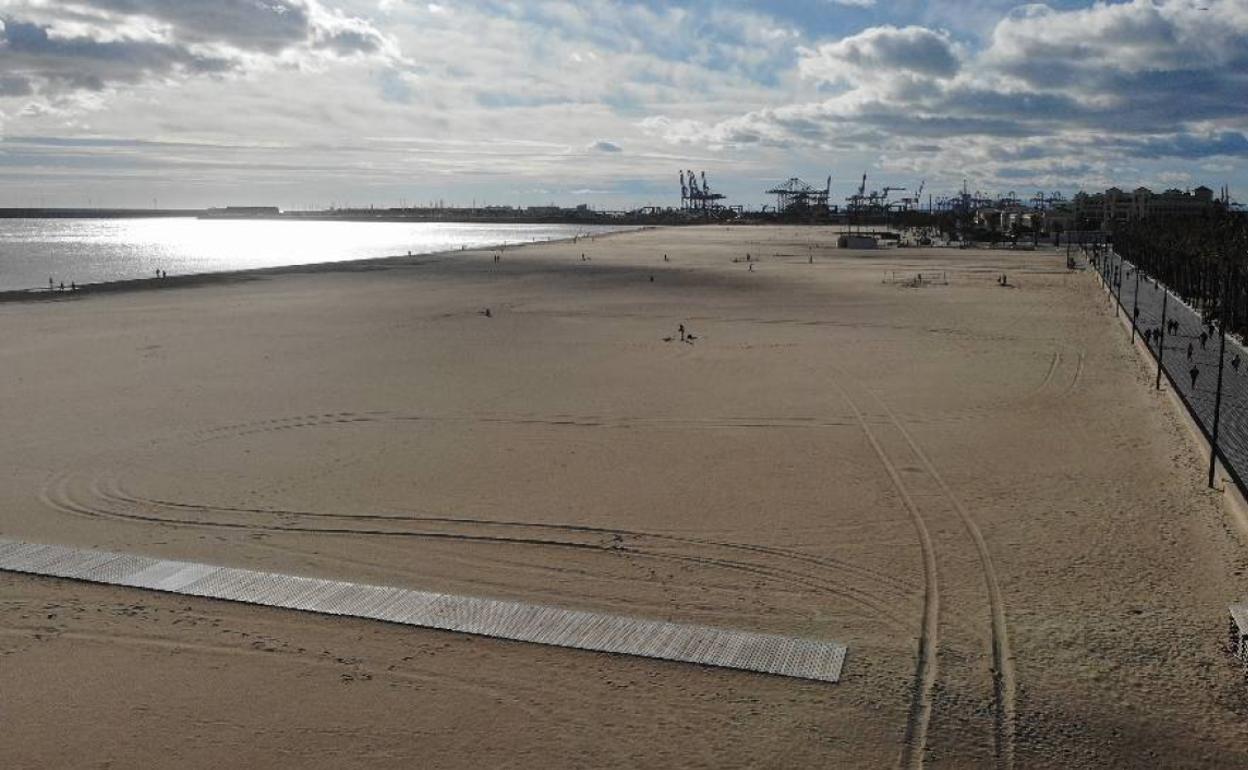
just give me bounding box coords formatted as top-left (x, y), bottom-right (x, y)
top-left (0, 208), bottom-right (209, 219)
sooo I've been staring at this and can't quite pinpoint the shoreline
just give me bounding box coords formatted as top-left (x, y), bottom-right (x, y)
top-left (0, 225), bottom-right (652, 304)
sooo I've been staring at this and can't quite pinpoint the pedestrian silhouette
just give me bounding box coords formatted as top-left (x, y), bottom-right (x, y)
top-left (1190, 366), bottom-right (1200, 388)
top-left (678, 323), bottom-right (686, 342)
top-left (1233, 355), bottom-right (1242, 372)
top-left (1187, 342), bottom-right (1194, 360)
top-left (1200, 331), bottom-right (1208, 349)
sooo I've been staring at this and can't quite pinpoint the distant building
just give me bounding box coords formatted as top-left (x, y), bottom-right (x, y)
top-left (1073, 186), bottom-right (1218, 228)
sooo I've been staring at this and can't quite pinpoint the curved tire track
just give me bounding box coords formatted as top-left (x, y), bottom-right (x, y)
top-left (832, 381), bottom-right (940, 770)
top-left (867, 391), bottom-right (1016, 770)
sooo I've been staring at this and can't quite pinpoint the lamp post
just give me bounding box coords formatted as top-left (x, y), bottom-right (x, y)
top-left (1157, 290), bottom-right (1169, 391)
top-left (1131, 262), bottom-right (1141, 343)
top-left (1210, 266), bottom-right (1232, 489)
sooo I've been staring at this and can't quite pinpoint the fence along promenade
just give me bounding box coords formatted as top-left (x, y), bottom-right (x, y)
top-left (1094, 248), bottom-right (1248, 496)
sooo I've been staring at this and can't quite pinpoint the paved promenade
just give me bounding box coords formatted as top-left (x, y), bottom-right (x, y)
top-left (1099, 250), bottom-right (1248, 489)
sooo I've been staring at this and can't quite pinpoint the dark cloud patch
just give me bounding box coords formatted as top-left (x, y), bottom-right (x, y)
top-left (1, 19), bottom-right (235, 86)
top-left (1119, 132), bottom-right (1248, 160)
top-left (0, 1), bottom-right (393, 107)
top-left (314, 25), bottom-right (385, 56)
top-left (588, 140), bottom-right (623, 153)
top-left (81, 0), bottom-right (313, 53)
top-left (0, 75), bottom-right (34, 97)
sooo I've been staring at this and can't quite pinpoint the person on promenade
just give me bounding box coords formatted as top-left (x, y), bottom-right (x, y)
top-left (1233, 354), bottom-right (1242, 373)
top-left (1188, 341), bottom-right (1194, 360)
top-left (1200, 331), bottom-right (1208, 349)
top-left (1190, 366), bottom-right (1200, 389)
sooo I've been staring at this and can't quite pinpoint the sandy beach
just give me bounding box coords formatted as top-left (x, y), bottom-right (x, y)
top-left (2, 225), bottom-right (1247, 767)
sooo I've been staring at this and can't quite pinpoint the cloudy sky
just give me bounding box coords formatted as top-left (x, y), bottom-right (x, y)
top-left (0, 0), bottom-right (1245, 209)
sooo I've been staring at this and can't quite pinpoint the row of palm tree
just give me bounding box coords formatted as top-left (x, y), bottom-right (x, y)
top-left (1114, 211), bottom-right (1248, 333)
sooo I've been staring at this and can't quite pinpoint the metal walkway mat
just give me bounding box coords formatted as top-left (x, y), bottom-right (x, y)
top-left (0, 539), bottom-right (846, 682)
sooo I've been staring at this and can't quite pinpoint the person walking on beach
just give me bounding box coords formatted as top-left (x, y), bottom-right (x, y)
top-left (48, 276), bottom-right (53, 292)
top-left (679, 323), bottom-right (686, 343)
top-left (1190, 365), bottom-right (1200, 389)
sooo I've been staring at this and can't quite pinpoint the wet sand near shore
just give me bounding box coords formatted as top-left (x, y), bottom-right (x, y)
top-left (1, 225), bottom-right (1247, 767)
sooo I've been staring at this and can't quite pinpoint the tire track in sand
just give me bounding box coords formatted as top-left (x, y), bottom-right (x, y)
top-left (39, 471), bottom-right (914, 630)
top-left (867, 390), bottom-right (1016, 770)
top-left (832, 381), bottom-right (939, 770)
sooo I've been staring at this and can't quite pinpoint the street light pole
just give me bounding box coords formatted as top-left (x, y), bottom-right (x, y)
top-left (1157, 290), bottom-right (1169, 391)
top-left (1131, 262), bottom-right (1141, 344)
top-left (1113, 257), bottom-right (1121, 317)
top-left (1209, 267), bottom-right (1231, 489)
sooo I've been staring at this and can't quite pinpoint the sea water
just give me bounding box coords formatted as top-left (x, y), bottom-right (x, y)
top-left (0, 218), bottom-right (630, 291)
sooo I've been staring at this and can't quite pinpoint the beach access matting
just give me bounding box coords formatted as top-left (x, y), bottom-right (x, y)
top-left (0, 539), bottom-right (846, 682)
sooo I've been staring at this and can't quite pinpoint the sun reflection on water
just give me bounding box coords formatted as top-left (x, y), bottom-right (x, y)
top-left (0, 218), bottom-right (625, 291)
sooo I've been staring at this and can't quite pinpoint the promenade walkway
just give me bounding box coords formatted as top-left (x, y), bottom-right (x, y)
top-left (1098, 250), bottom-right (1248, 492)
